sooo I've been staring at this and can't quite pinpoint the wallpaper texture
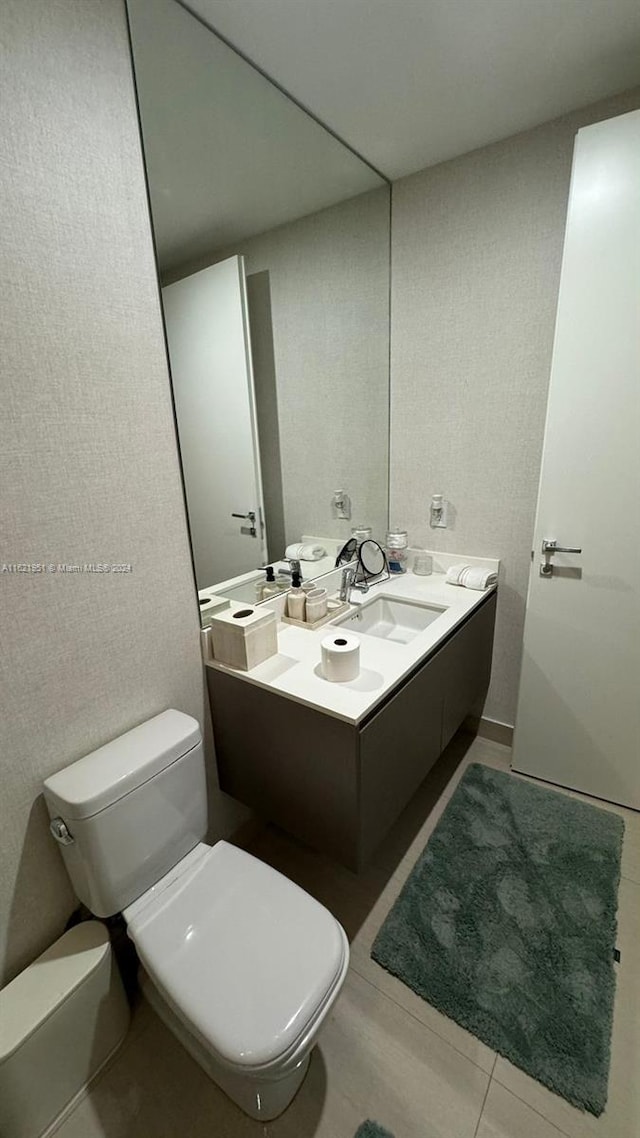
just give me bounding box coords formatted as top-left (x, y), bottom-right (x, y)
top-left (390, 87), bottom-right (640, 726)
top-left (0, 0), bottom-right (245, 986)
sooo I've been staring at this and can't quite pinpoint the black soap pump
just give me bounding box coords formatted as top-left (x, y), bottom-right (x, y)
top-left (258, 565), bottom-right (281, 600)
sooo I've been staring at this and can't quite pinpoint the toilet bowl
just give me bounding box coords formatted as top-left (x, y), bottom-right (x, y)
top-left (43, 710), bottom-right (349, 1120)
top-left (125, 841), bottom-right (349, 1119)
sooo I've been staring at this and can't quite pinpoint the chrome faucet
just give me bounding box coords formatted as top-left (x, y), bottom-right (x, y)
top-left (339, 564), bottom-right (369, 603)
top-left (339, 565), bottom-right (356, 602)
top-left (279, 557), bottom-right (302, 579)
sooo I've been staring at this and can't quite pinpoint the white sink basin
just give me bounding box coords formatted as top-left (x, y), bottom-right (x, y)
top-left (334, 595), bottom-right (448, 644)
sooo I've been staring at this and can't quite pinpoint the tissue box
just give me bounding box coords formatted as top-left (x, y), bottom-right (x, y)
top-left (209, 605), bottom-right (277, 671)
top-left (199, 593), bottom-right (230, 626)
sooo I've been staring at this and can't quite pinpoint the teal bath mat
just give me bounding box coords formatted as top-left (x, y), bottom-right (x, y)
top-left (354, 1123), bottom-right (395, 1138)
top-left (372, 763), bottom-right (624, 1116)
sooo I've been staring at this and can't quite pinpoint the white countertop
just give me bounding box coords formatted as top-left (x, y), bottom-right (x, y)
top-left (206, 552), bottom-right (499, 725)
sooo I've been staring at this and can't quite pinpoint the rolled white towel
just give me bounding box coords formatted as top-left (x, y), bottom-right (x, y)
top-left (285, 542), bottom-right (326, 562)
top-left (446, 563), bottom-right (497, 591)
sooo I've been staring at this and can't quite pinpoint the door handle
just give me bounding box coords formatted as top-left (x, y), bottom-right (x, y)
top-left (541, 540), bottom-right (582, 554)
top-left (540, 539), bottom-right (582, 577)
top-left (231, 510), bottom-right (257, 537)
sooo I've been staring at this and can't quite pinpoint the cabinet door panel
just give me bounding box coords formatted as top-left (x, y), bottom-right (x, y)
top-left (359, 650), bottom-right (445, 866)
top-left (208, 669), bottom-right (359, 866)
top-left (441, 594), bottom-right (496, 748)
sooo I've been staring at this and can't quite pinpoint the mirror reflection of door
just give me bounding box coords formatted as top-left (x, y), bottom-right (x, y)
top-left (127, 0), bottom-right (390, 616)
top-left (163, 256), bottom-right (267, 588)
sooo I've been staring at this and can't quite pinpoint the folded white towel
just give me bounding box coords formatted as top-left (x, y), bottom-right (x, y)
top-left (446, 563), bottom-right (497, 591)
top-left (285, 542), bottom-right (326, 562)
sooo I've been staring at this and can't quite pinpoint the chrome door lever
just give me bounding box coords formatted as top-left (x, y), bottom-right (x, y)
top-left (541, 540), bottom-right (582, 554)
top-left (231, 510), bottom-right (257, 537)
top-left (540, 538), bottom-right (582, 577)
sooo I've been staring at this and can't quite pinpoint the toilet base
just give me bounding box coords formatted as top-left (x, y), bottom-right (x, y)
top-left (139, 969), bottom-right (310, 1120)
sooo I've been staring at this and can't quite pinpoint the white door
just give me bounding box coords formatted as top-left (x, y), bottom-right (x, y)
top-left (512, 110), bottom-right (640, 809)
top-left (162, 256), bottom-right (267, 589)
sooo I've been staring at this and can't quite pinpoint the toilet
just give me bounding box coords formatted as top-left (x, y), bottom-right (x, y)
top-left (43, 709), bottom-right (349, 1120)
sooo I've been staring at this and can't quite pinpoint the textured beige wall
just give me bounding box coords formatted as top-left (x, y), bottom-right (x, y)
top-left (390, 88), bottom-right (640, 727)
top-left (0, 0), bottom-right (245, 987)
top-left (168, 188), bottom-right (391, 551)
top-left (236, 190), bottom-right (391, 548)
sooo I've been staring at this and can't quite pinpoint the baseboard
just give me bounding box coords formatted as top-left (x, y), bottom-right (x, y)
top-left (464, 715), bottom-right (514, 747)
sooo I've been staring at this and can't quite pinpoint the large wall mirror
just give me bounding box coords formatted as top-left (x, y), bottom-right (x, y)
top-left (127, 0), bottom-right (391, 617)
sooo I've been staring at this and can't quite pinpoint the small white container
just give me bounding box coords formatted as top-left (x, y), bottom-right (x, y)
top-left (413, 551), bottom-right (433, 575)
top-left (351, 526), bottom-right (372, 543)
top-left (286, 587), bottom-right (306, 621)
top-left (210, 606), bottom-right (278, 671)
top-left (0, 922), bottom-right (129, 1138)
top-left (321, 632), bottom-right (360, 682)
top-left (305, 587), bottom-right (328, 623)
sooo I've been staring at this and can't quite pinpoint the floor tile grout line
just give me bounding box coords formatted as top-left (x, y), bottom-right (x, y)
top-left (490, 1069), bottom-right (576, 1138)
top-left (470, 1055), bottom-right (499, 1138)
top-left (471, 1066), bottom-right (493, 1138)
top-left (348, 961), bottom-right (496, 1076)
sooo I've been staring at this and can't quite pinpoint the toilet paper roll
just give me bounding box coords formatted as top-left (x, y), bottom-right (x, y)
top-left (321, 631), bottom-right (360, 682)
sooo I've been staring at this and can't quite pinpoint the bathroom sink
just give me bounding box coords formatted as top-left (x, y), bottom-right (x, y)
top-left (334, 595), bottom-right (447, 644)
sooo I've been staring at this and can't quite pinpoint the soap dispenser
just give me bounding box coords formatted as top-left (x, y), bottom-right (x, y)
top-left (259, 566), bottom-right (281, 600)
top-left (286, 571), bottom-right (306, 621)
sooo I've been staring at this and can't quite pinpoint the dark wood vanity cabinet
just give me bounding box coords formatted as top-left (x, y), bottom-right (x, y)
top-left (207, 591), bottom-right (496, 871)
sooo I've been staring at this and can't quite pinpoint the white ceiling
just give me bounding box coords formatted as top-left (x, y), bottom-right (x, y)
top-left (129, 0), bottom-right (384, 272)
top-left (186, 0), bottom-right (640, 180)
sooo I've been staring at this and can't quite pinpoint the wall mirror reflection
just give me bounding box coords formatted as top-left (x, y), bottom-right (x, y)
top-left (127, 0), bottom-right (391, 618)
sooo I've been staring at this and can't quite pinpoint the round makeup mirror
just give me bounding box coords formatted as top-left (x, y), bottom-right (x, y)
top-left (358, 539), bottom-right (387, 578)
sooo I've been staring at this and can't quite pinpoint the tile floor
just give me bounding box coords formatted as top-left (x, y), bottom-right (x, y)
top-left (52, 732), bottom-right (640, 1138)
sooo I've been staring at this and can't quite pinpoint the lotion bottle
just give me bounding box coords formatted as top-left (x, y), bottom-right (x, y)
top-left (286, 571), bottom-right (306, 621)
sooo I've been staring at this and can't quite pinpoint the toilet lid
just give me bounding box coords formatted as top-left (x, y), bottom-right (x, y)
top-left (126, 842), bottom-right (347, 1070)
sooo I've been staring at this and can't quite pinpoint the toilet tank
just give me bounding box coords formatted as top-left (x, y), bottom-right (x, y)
top-left (43, 710), bottom-right (207, 917)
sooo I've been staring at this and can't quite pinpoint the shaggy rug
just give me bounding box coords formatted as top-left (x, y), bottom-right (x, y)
top-left (371, 763), bottom-right (624, 1115)
top-left (354, 1123), bottom-right (395, 1138)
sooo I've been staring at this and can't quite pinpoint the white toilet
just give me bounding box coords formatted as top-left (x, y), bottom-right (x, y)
top-left (43, 709), bottom-right (349, 1120)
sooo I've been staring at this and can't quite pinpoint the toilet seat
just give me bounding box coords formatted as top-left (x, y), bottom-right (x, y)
top-left (124, 841), bottom-right (348, 1074)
